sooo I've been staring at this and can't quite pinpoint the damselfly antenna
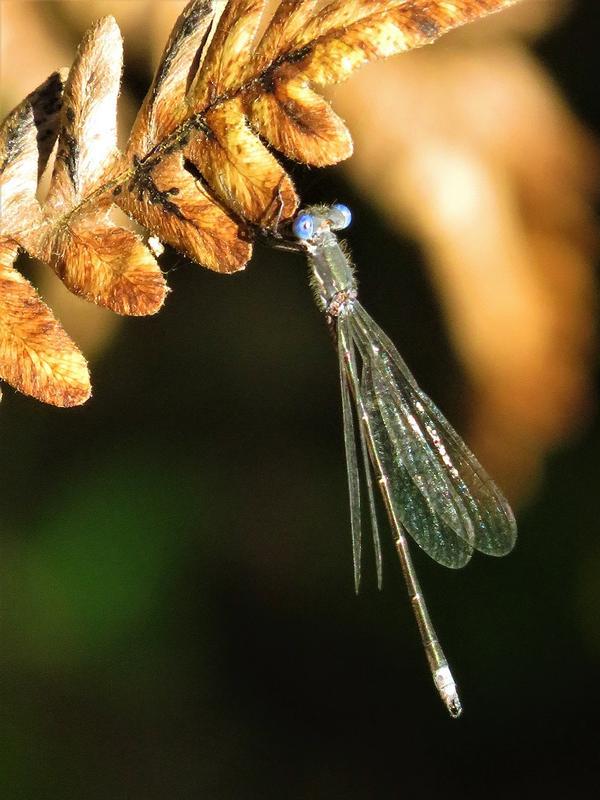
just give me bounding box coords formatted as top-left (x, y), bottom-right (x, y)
top-left (290, 203), bottom-right (517, 717)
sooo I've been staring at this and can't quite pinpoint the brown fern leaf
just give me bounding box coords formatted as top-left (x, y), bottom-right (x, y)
top-left (181, 0), bottom-right (298, 225)
top-left (243, 0), bottom-right (519, 167)
top-left (119, 0), bottom-right (253, 272)
top-left (118, 0), bottom-right (295, 266)
top-left (0, 72), bottom-right (64, 251)
top-left (22, 17), bottom-right (167, 316)
top-left (0, 74), bottom-right (90, 406)
top-left (0, 78), bottom-right (52, 239)
top-left (128, 1), bottom-right (226, 151)
top-left (118, 150), bottom-right (251, 273)
top-left (295, 0), bottom-right (519, 84)
top-left (243, 0), bottom-right (353, 166)
top-left (0, 241), bottom-right (90, 407)
top-left (117, 0), bottom-right (517, 262)
top-left (191, 0), bottom-right (265, 109)
top-left (106, 0), bottom-right (519, 275)
top-left (184, 96), bottom-right (298, 225)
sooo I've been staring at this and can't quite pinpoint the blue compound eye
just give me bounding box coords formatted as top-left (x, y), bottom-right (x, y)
top-left (329, 203), bottom-right (352, 230)
top-left (292, 212), bottom-right (315, 240)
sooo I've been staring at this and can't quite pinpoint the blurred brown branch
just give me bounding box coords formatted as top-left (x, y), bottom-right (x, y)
top-left (332, 0), bottom-right (599, 500)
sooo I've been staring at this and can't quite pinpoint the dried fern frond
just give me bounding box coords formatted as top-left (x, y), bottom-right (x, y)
top-left (119, 0), bottom-right (518, 270)
top-left (0, 0), bottom-right (518, 406)
top-left (0, 241), bottom-right (90, 407)
top-left (21, 17), bottom-right (168, 317)
top-left (0, 74), bottom-right (90, 407)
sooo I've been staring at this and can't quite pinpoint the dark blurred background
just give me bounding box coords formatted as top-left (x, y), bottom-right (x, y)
top-left (1, 2), bottom-right (599, 797)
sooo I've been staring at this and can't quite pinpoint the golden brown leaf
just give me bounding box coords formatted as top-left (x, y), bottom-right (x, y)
top-left (36, 215), bottom-right (169, 317)
top-left (240, 0), bottom-right (518, 167)
top-left (0, 70), bottom-right (90, 405)
top-left (45, 17), bottom-right (122, 209)
top-left (121, 1), bottom-right (254, 271)
top-left (245, 72), bottom-right (352, 166)
top-left (120, 0), bottom-right (521, 261)
top-left (185, 96), bottom-right (297, 224)
top-left (20, 16), bottom-right (168, 316)
top-left (190, 0), bottom-right (266, 110)
top-left (246, 0), bottom-right (319, 79)
top-left (0, 76), bottom-right (55, 238)
top-left (147, 1), bottom-right (316, 228)
top-left (294, 0), bottom-right (519, 82)
top-left (128, 0), bottom-right (224, 155)
top-left (169, 0), bottom-right (301, 226)
top-left (125, 0), bottom-right (299, 240)
top-left (0, 240), bottom-right (90, 406)
top-left (117, 150), bottom-right (251, 273)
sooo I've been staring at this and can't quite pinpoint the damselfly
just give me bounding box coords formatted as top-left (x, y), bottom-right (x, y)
top-left (286, 203), bottom-right (517, 717)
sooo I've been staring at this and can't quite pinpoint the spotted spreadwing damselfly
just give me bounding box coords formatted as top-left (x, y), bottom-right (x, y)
top-left (265, 203), bottom-right (517, 716)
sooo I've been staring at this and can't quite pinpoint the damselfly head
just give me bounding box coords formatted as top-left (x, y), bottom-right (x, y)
top-left (292, 204), bottom-right (353, 243)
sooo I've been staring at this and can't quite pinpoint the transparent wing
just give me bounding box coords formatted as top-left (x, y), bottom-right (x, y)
top-left (351, 309), bottom-right (476, 555)
top-left (360, 359), bottom-right (474, 569)
top-left (352, 303), bottom-right (516, 560)
top-left (338, 326), bottom-right (362, 592)
top-left (338, 319), bottom-right (383, 588)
